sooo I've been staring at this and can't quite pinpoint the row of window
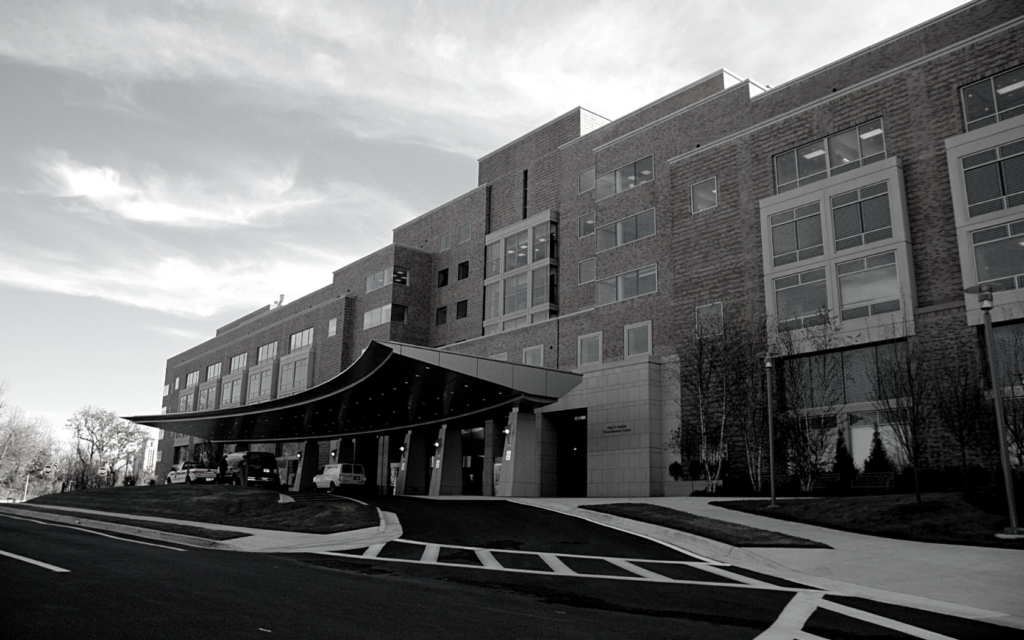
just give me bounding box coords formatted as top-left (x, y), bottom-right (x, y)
top-left (364, 303), bottom-right (407, 329)
top-left (578, 321), bottom-right (651, 366)
top-left (366, 265), bottom-right (409, 293)
top-left (485, 221), bottom-right (557, 278)
top-left (438, 223), bottom-right (473, 252)
top-left (775, 119), bottom-right (887, 193)
top-left (438, 261), bottom-right (470, 287)
top-left (435, 300), bottom-right (469, 326)
top-left (962, 64), bottom-right (1024, 131)
top-left (962, 138), bottom-right (1024, 218)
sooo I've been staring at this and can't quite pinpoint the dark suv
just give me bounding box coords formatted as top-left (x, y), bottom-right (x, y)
top-left (226, 451), bottom-right (281, 488)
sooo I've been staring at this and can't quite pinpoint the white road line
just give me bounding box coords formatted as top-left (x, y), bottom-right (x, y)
top-left (754, 591), bottom-right (824, 640)
top-left (538, 553), bottom-right (576, 575)
top-left (420, 544), bottom-right (440, 563)
top-left (475, 549), bottom-right (502, 569)
top-left (0, 514), bottom-right (185, 552)
top-left (0, 549), bottom-right (70, 573)
top-left (606, 558), bottom-right (673, 582)
top-left (362, 543), bottom-right (385, 558)
top-left (818, 600), bottom-right (959, 640)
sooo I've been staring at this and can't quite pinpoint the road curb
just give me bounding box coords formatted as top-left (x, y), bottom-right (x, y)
top-left (0, 505), bottom-right (231, 549)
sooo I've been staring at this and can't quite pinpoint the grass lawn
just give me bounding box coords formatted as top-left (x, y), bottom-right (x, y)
top-left (15, 484), bottom-right (380, 535)
top-left (9, 506), bottom-right (248, 540)
top-left (582, 503), bottom-right (829, 548)
top-left (712, 493), bottom-right (1024, 549)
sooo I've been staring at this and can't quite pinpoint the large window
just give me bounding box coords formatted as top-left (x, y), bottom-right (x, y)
top-left (485, 242), bottom-right (501, 278)
top-left (625, 322), bottom-right (651, 357)
top-left (504, 273), bottom-right (528, 314)
top-left (178, 393), bottom-right (193, 412)
top-left (504, 231), bottom-right (529, 271)
top-left (185, 371), bottom-right (199, 387)
top-left (257, 342), bottom-right (277, 363)
top-left (366, 266), bottom-right (408, 292)
top-left (279, 357), bottom-right (309, 394)
top-left (578, 333), bottom-right (602, 366)
top-left (578, 212), bottom-right (595, 237)
top-left (775, 267), bottom-right (827, 330)
top-left (198, 386), bottom-right (216, 411)
top-left (247, 370), bottom-right (272, 402)
top-left (206, 363), bottom-right (221, 380)
top-left (523, 345), bottom-right (543, 366)
top-left (961, 65), bottom-right (1024, 131)
top-left (596, 208), bottom-right (655, 252)
top-left (832, 181), bottom-right (892, 251)
top-left (771, 202), bottom-right (823, 266)
top-left (972, 219), bottom-right (1024, 291)
top-left (532, 266), bottom-right (554, 306)
top-left (290, 327), bottom-right (313, 352)
top-left (596, 265), bottom-right (657, 306)
top-left (230, 353), bottom-right (247, 372)
top-left (838, 252), bottom-right (901, 320)
top-left (578, 258), bottom-right (596, 284)
top-left (484, 283), bottom-right (500, 320)
top-left (691, 178), bottom-right (718, 213)
top-left (961, 140), bottom-right (1024, 218)
top-left (224, 378), bottom-right (242, 405)
top-left (364, 304), bottom-right (405, 329)
top-left (579, 167), bottom-right (595, 194)
top-left (596, 156), bottom-right (654, 200)
top-left (775, 120), bottom-right (886, 192)
top-left (532, 222), bottom-right (555, 262)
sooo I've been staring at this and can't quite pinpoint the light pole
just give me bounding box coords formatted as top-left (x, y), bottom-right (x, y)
top-left (964, 283), bottom-right (1022, 537)
top-left (757, 351), bottom-right (780, 508)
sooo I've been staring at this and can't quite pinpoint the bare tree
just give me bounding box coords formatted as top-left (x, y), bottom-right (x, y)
top-left (992, 321), bottom-right (1024, 466)
top-left (0, 382), bottom-right (58, 500)
top-left (67, 407), bottom-right (148, 488)
top-left (725, 315), bottom-right (770, 493)
top-left (933, 342), bottom-right (989, 486)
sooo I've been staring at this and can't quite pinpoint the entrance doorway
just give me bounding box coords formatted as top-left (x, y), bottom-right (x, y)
top-left (461, 427), bottom-right (484, 495)
top-left (554, 410), bottom-right (588, 497)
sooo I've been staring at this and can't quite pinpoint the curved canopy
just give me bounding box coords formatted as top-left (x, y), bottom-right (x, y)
top-left (126, 341), bottom-right (582, 443)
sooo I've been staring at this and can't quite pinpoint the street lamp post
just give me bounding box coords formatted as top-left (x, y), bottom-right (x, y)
top-left (965, 284), bottom-right (1022, 537)
top-left (757, 351), bottom-right (780, 508)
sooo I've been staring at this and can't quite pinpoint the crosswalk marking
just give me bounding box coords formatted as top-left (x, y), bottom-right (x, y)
top-left (538, 553), bottom-right (576, 575)
top-left (474, 549), bottom-right (502, 569)
top-left (420, 544), bottom-right (440, 563)
top-left (606, 558), bottom-right (674, 582)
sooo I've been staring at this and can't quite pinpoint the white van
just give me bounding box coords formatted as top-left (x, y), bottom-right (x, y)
top-left (312, 463), bottom-right (366, 493)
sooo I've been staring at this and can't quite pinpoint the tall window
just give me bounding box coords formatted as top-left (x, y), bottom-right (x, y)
top-left (436, 306), bottom-right (447, 326)
top-left (185, 371), bottom-right (199, 387)
top-left (532, 266), bottom-right (552, 306)
top-left (578, 167), bottom-right (595, 194)
top-left (504, 231), bottom-right (529, 271)
top-left (774, 120), bottom-right (886, 192)
top-left (578, 258), bottom-right (596, 284)
top-left (838, 252), bottom-right (901, 320)
top-left (248, 369), bottom-right (272, 401)
top-left (290, 327), bottom-right (313, 352)
top-left (691, 178), bottom-right (718, 213)
top-left (230, 353), bottom-right (247, 372)
top-left (437, 268), bottom-right (449, 288)
top-left (771, 202), bottom-right (824, 266)
top-left (459, 222), bottom-right (471, 243)
top-left (597, 209), bottom-right (655, 251)
top-left (457, 261), bottom-right (470, 280)
top-left (484, 283), bottom-right (500, 320)
top-left (596, 265), bottom-right (657, 306)
top-left (198, 386), bottom-right (216, 411)
top-left (972, 220), bottom-right (1024, 291)
top-left (439, 231), bottom-right (451, 252)
top-left (456, 299), bottom-right (468, 320)
top-left (961, 64), bottom-right (1024, 131)
top-left (206, 362), bottom-right (221, 380)
top-left (578, 212), bottom-right (595, 237)
top-left (485, 242), bottom-right (501, 278)
top-left (328, 318), bottom-right (337, 337)
top-left (961, 139), bottom-right (1024, 218)
top-left (504, 273), bottom-right (528, 314)
top-left (578, 333), bottom-right (602, 365)
top-left (832, 181), bottom-right (892, 251)
top-left (178, 394), bottom-right (193, 412)
top-left (532, 222), bottom-right (551, 261)
top-left (775, 267), bottom-right (828, 330)
top-left (224, 378), bottom-right (242, 405)
top-left (279, 357), bottom-right (309, 393)
top-left (257, 342), bottom-right (277, 363)
top-left (595, 156), bottom-right (654, 200)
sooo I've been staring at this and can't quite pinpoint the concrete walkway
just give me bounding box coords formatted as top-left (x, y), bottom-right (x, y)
top-left (511, 496), bottom-right (1024, 629)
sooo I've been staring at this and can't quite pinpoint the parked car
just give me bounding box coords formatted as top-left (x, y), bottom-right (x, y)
top-left (165, 461), bottom-right (218, 484)
top-left (312, 463), bottom-right (366, 493)
top-left (225, 451), bottom-right (281, 489)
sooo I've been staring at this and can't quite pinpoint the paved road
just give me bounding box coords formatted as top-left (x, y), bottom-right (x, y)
top-left (2, 501), bottom-right (1021, 639)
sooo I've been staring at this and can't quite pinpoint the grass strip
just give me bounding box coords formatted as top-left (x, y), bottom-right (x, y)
top-left (581, 503), bottom-right (829, 548)
top-left (8, 505), bottom-right (247, 540)
top-left (23, 484), bottom-right (380, 534)
top-left (712, 494), bottom-right (1024, 548)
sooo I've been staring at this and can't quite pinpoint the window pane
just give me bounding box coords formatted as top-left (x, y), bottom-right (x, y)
top-left (776, 151), bottom-right (798, 187)
top-left (596, 277), bottom-right (616, 305)
top-left (578, 212), bottom-right (595, 237)
top-left (391, 305), bottom-right (407, 323)
top-left (796, 214), bottom-right (823, 249)
top-left (860, 196), bottom-right (891, 232)
top-left (691, 178), bottom-right (717, 213)
top-left (524, 347), bottom-right (543, 367)
top-left (776, 280), bottom-right (827, 319)
top-left (578, 258), bottom-right (595, 284)
top-left (636, 209), bottom-right (655, 239)
top-left (440, 232), bottom-right (450, 251)
top-left (533, 223), bottom-right (549, 261)
top-left (436, 307), bottom-right (447, 325)
top-left (484, 283), bottom-right (500, 319)
top-left (772, 222), bottom-right (798, 256)
top-left (635, 156), bottom-right (654, 185)
top-left (828, 128), bottom-right (860, 169)
top-left (963, 79), bottom-right (996, 123)
top-left (965, 163), bottom-right (1004, 204)
top-left (1002, 155), bottom-right (1024, 196)
top-left (618, 270), bottom-right (638, 300)
top-left (371, 306), bottom-right (382, 327)
top-left (516, 231), bottom-right (529, 268)
top-left (486, 242), bottom-right (501, 278)
top-left (616, 163), bottom-right (635, 192)
top-left (456, 300), bottom-right (468, 319)
top-left (840, 264), bottom-right (899, 308)
top-left (833, 203), bottom-right (862, 240)
top-left (797, 140), bottom-right (827, 180)
top-left (618, 216), bottom-right (637, 245)
top-left (459, 223), bottom-right (471, 243)
top-left (532, 267), bottom-right (548, 305)
top-left (504, 236), bottom-right (518, 271)
top-left (578, 167), bottom-right (595, 193)
top-left (596, 172), bottom-right (615, 199)
top-left (975, 235), bottom-right (1024, 282)
top-left (596, 223), bottom-right (617, 251)
top-left (994, 67), bottom-right (1024, 114)
top-left (627, 325), bottom-right (650, 356)
top-left (858, 120), bottom-right (885, 158)
top-left (637, 266), bottom-right (657, 295)
top-left (580, 336), bottom-right (600, 364)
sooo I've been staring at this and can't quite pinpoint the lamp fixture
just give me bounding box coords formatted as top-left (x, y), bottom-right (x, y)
top-left (802, 149), bottom-right (826, 159)
top-left (996, 80), bottom-right (1024, 95)
top-left (859, 128), bottom-right (884, 139)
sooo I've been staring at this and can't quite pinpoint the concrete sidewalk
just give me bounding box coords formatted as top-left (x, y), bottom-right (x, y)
top-left (513, 496), bottom-right (1024, 628)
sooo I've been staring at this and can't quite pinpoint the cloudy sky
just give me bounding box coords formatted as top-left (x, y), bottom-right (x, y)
top-left (0, 0), bottom-right (968, 434)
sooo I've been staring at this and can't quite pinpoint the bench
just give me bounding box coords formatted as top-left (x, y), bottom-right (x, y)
top-left (851, 472), bottom-right (894, 490)
top-left (810, 473), bottom-right (841, 490)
